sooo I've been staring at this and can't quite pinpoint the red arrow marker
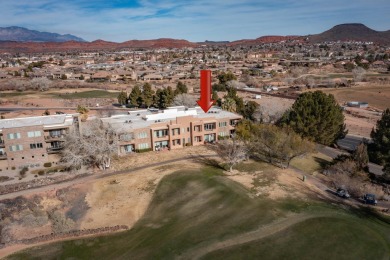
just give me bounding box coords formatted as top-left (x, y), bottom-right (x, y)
top-left (197, 70), bottom-right (215, 113)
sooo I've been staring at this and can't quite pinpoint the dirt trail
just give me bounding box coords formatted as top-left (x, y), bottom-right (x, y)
top-left (177, 213), bottom-right (334, 260)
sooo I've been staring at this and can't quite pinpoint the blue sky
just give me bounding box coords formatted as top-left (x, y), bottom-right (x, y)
top-left (1, 0), bottom-right (389, 42)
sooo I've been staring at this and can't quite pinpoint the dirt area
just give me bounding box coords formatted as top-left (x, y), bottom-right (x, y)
top-left (226, 167), bottom-right (314, 200)
top-left (0, 161), bottom-right (189, 250)
top-left (319, 83), bottom-right (390, 110)
top-left (342, 107), bottom-right (380, 137)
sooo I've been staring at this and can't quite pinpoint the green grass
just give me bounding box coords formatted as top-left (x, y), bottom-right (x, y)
top-left (290, 152), bottom-right (332, 174)
top-left (0, 91), bottom-right (35, 97)
top-left (203, 217), bottom-right (389, 260)
top-left (7, 166), bottom-right (390, 260)
top-left (47, 90), bottom-right (120, 99)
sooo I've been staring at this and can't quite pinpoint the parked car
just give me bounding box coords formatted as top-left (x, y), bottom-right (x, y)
top-left (336, 188), bottom-right (350, 199)
top-left (363, 194), bottom-right (378, 205)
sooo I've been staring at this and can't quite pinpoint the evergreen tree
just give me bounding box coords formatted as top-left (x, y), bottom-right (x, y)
top-left (279, 91), bottom-right (347, 145)
top-left (156, 88), bottom-right (170, 109)
top-left (212, 90), bottom-right (219, 102)
top-left (117, 91), bottom-right (127, 105)
top-left (218, 71), bottom-right (237, 86)
top-left (174, 81), bottom-right (188, 95)
top-left (142, 83), bottom-right (154, 108)
top-left (166, 86), bottom-right (174, 106)
top-left (129, 85), bottom-right (142, 107)
top-left (369, 108), bottom-right (390, 166)
top-left (243, 101), bottom-right (259, 121)
top-left (221, 98), bottom-right (236, 112)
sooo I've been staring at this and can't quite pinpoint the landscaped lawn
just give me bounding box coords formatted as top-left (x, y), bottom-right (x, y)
top-left (47, 90), bottom-right (120, 99)
top-left (290, 152), bottom-right (332, 174)
top-left (7, 166), bottom-right (390, 259)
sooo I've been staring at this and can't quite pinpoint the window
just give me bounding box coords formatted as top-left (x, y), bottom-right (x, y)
top-left (49, 130), bottom-right (61, 137)
top-left (27, 131), bottom-right (42, 138)
top-left (137, 132), bottom-right (148, 139)
top-left (204, 123), bottom-right (216, 131)
top-left (120, 133), bottom-right (134, 141)
top-left (124, 145), bottom-right (134, 153)
top-left (9, 144), bottom-right (23, 151)
top-left (30, 143), bottom-right (43, 149)
top-left (194, 125), bottom-right (201, 132)
top-left (7, 133), bottom-right (21, 140)
top-left (172, 128), bottom-right (180, 136)
top-left (172, 139), bottom-right (181, 146)
top-left (219, 122), bottom-right (227, 127)
top-left (187, 127), bottom-right (190, 132)
top-left (219, 132), bottom-right (227, 137)
top-left (138, 143), bottom-right (149, 149)
top-left (154, 129), bottom-right (168, 138)
top-left (194, 136), bottom-right (202, 142)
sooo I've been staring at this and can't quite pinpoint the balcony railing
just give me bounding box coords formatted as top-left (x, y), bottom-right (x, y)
top-left (46, 146), bottom-right (64, 154)
top-left (0, 152), bottom-right (7, 160)
top-left (44, 135), bottom-right (65, 142)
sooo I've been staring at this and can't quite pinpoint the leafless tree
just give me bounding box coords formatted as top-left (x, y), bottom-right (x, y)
top-left (172, 93), bottom-right (197, 107)
top-left (61, 119), bottom-right (117, 170)
top-left (352, 67), bottom-right (366, 82)
top-left (226, 80), bottom-right (247, 89)
top-left (30, 78), bottom-right (52, 91)
top-left (9, 80), bottom-right (27, 91)
top-left (208, 138), bottom-right (248, 172)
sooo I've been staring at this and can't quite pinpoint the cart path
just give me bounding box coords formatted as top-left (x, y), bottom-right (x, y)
top-left (177, 213), bottom-right (335, 260)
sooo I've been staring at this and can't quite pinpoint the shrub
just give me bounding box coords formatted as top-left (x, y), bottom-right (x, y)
top-left (11, 166), bottom-right (16, 170)
top-left (135, 148), bottom-right (152, 153)
top-left (185, 143), bottom-right (192, 147)
top-left (19, 167), bottom-right (28, 176)
top-left (43, 162), bottom-right (52, 168)
top-left (38, 170), bottom-right (45, 175)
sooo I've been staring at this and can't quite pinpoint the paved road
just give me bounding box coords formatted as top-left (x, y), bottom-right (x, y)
top-left (329, 134), bottom-right (383, 176)
top-left (336, 134), bottom-right (371, 151)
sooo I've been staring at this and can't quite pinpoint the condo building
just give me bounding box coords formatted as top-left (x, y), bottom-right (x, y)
top-left (102, 106), bottom-right (242, 154)
top-left (0, 106), bottom-right (241, 171)
top-left (0, 114), bottom-right (80, 171)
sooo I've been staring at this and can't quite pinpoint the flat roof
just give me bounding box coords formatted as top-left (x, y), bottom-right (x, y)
top-left (102, 106), bottom-right (241, 132)
top-left (0, 114), bottom-right (78, 130)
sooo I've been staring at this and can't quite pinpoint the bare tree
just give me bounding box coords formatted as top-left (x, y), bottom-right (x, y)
top-left (226, 80), bottom-right (247, 89)
top-left (61, 119), bottom-right (117, 170)
top-left (208, 139), bottom-right (248, 172)
top-left (352, 67), bottom-right (366, 82)
top-left (172, 93), bottom-right (197, 107)
top-left (30, 78), bottom-right (52, 91)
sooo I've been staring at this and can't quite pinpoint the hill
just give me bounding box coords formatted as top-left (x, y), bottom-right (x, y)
top-left (0, 26), bottom-right (86, 42)
top-left (229, 35), bottom-right (302, 46)
top-left (0, 38), bottom-right (198, 53)
top-left (308, 23), bottom-right (390, 44)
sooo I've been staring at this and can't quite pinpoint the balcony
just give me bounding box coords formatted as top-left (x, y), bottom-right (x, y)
top-left (46, 146), bottom-right (64, 154)
top-left (0, 152), bottom-right (7, 160)
top-left (44, 135), bottom-right (65, 142)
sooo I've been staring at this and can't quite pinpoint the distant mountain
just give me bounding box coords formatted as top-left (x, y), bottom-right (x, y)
top-left (197, 40), bottom-right (231, 46)
top-left (0, 26), bottom-right (86, 42)
top-left (229, 35), bottom-right (302, 46)
top-left (307, 23), bottom-right (390, 44)
top-left (1, 23), bottom-right (389, 53)
top-left (0, 38), bottom-right (198, 53)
